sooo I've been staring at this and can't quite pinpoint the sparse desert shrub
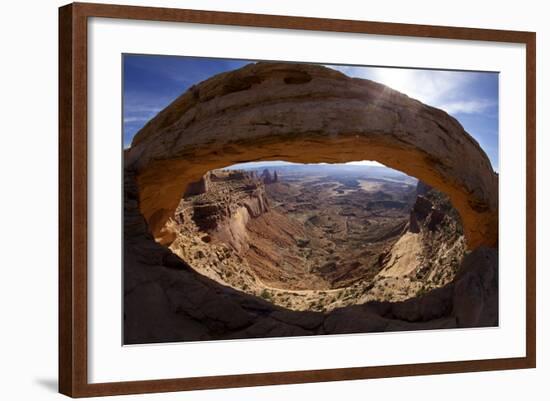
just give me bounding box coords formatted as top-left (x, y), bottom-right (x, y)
top-left (260, 289), bottom-right (272, 301)
top-left (416, 286), bottom-right (428, 297)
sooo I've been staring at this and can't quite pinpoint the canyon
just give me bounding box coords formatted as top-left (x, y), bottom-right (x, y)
top-left (123, 62), bottom-right (498, 344)
top-left (124, 165), bottom-right (497, 343)
top-left (165, 164), bottom-right (466, 312)
top-left (126, 62), bottom-right (498, 251)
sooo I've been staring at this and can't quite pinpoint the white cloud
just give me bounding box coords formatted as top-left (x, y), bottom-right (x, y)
top-left (328, 65), bottom-right (494, 116)
top-left (123, 116), bottom-right (151, 123)
top-left (437, 99), bottom-right (496, 115)
top-left (345, 160), bottom-right (384, 167)
top-left (123, 105), bottom-right (162, 125)
top-left (332, 65), bottom-right (465, 104)
top-left (125, 105), bottom-right (162, 114)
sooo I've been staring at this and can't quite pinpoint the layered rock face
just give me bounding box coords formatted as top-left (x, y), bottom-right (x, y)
top-left (155, 169), bottom-right (477, 314)
top-left (184, 170), bottom-right (268, 252)
top-left (124, 170), bottom-right (497, 344)
top-left (260, 168), bottom-right (278, 184)
top-left (125, 62), bottom-right (498, 250)
top-left (377, 181), bottom-right (466, 298)
top-left (168, 169), bottom-right (318, 300)
top-left (123, 62), bottom-right (499, 344)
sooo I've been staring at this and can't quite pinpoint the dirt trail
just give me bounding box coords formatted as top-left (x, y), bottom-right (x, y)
top-left (167, 168), bottom-right (465, 312)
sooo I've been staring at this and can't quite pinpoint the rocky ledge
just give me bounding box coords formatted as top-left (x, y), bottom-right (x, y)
top-left (124, 62), bottom-right (499, 250)
top-left (124, 170), bottom-right (497, 344)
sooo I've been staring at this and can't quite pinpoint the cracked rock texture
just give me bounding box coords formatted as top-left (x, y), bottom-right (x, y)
top-left (124, 170), bottom-right (497, 344)
top-left (123, 62), bottom-right (498, 344)
top-left (125, 62), bottom-right (498, 250)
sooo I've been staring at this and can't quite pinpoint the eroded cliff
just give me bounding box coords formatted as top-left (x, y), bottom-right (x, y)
top-left (158, 168), bottom-right (474, 314)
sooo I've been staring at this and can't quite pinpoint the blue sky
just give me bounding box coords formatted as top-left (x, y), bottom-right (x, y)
top-left (123, 55), bottom-right (499, 171)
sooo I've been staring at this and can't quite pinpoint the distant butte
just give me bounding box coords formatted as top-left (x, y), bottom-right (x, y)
top-left (123, 62), bottom-right (499, 344)
top-left (125, 62), bottom-right (498, 250)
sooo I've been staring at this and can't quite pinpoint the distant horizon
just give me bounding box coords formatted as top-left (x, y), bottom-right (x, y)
top-left (225, 160), bottom-right (385, 170)
top-left (223, 160), bottom-right (418, 184)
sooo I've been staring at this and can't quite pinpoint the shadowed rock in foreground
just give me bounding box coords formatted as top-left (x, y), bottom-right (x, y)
top-left (124, 171), bottom-right (497, 344)
top-left (123, 62), bottom-right (498, 344)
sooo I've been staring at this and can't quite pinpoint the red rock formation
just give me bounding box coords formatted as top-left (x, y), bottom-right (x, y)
top-left (260, 169), bottom-right (273, 184)
top-left (124, 169), bottom-right (497, 344)
top-left (260, 169), bottom-right (279, 184)
top-left (186, 170), bottom-right (270, 252)
top-left (122, 62), bottom-right (499, 344)
top-left (125, 62), bottom-right (498, 250)
top-left (184, 172), bottom-right (209, 196)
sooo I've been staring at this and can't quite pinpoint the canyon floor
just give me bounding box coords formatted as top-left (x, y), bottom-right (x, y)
top-left (122, 62), bottom-right (498, 344)
top-left (124, 163), bottom-right (497, 344)
top-left (166, 163), bottom-right (466, 312)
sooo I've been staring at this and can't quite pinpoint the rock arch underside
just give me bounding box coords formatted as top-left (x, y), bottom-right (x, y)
top-left (124, 63), bottom-right (498, 344)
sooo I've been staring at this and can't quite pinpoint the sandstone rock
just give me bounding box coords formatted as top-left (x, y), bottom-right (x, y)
top-left (389, 285), bottom-right (454, 322)
top-left (124, 281), bottom-right (210, 344)
top-left (453, 247), bottom-right (498, 327)
top-left (270, 310), bottom-right (324, 330)
top-left (229, 317), bottom-right (311, 339)
top-left (192, 203), bottom-right (225, 231)
top-left (184, 173), bottom-right (210, 196)
top-left (413, 195), bottom-right (433, 220)
top-left (427, 208), bottom-right (446, 231)
top-left (124, 212), bottom-right (149, 239)
top-left (323, 305), bottom-right (388, 334)
top-left (416, 180), bottom-right (432, 196)
top-left (185, 170), bottom-right (270, 253)
top-left (260, 169), bottom-right (279, 185)
top-left (165, 282), bottom-right (253, 331)
top-left (385, 316), bottom-right (457, 332)
top-left (125, 62), bottom-right (498, 249)
top-left (161, 251), bottom-right (192, 270)
top-left (260, 169), bottom-right (273, 184)
top-left (409, 210), bottom-right (420, 233)
top-left (122, 159), bottom-right (497, 344)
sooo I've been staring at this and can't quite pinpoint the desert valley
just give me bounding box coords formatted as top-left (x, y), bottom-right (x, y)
top-left (165, 162), bottom-right (466, 312)
top-left (123, 61), bottom-right (498, 344)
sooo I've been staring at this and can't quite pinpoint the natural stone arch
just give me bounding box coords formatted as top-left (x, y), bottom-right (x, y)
top-left (126, 62), bottom-right (498, 249)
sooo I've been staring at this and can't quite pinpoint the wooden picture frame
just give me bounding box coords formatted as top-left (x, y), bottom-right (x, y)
top-left (59, 2), bottom-right (536, 397)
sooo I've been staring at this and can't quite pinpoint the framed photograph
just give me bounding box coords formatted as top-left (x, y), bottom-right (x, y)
top-left (59, 2), bottom-right (536, 397)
